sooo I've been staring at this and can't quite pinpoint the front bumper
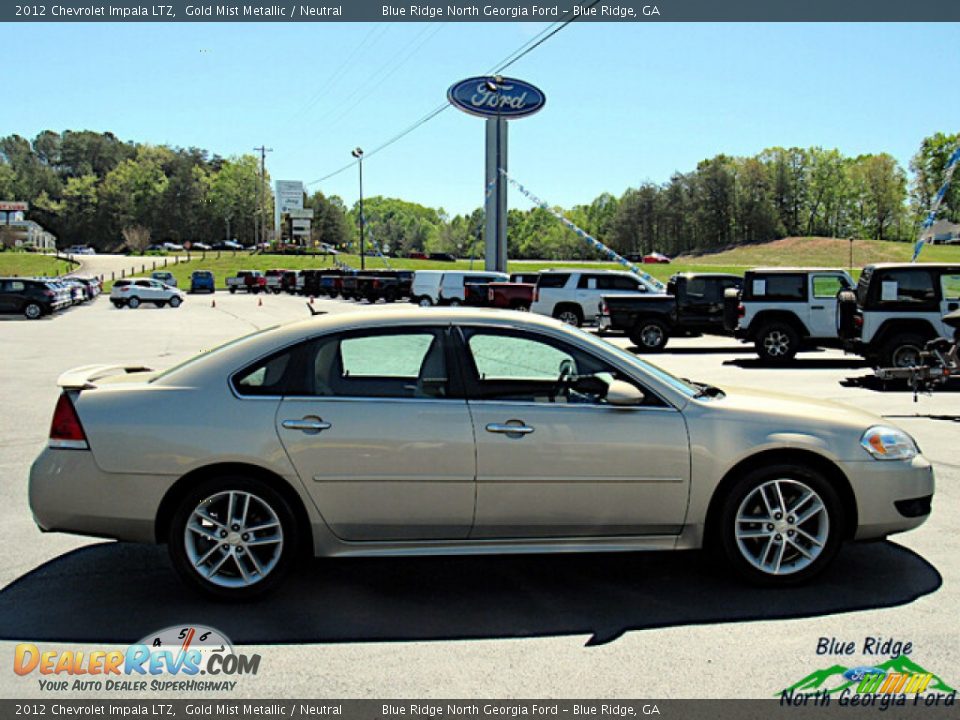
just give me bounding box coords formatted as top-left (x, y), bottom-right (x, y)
top-left (29, 447), bottom-right (176, 544)
top-left (842, 454), bottom-right (935, 540)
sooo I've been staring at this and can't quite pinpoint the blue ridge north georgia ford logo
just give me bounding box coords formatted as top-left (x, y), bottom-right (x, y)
top-left (447, 76), bottom-right (546, 119)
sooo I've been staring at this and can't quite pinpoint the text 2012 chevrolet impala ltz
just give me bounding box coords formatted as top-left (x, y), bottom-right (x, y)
top-left (29, 309), bottom-right (933, 599)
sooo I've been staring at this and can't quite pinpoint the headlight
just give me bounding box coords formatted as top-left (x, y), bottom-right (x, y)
top-left (860, 426), bottom-right (918, 461)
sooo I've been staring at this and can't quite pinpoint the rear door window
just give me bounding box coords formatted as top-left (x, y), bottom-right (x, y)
top-left (750, 274), bottom-right (805, 301)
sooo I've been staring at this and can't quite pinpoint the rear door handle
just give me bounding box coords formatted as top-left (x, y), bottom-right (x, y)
top-left (811, 305), bottom-right (825, 310)
top-left (485, 423), bottom-right (535, 436)
top-left (282, 418), bottom-right (332, 432)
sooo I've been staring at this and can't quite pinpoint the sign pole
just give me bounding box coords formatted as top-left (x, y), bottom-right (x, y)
top-left (484, 119), bottom-right (498, 272)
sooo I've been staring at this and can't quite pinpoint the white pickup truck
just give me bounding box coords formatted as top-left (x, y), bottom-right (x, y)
top-left (226, 270), bottom-right (267, 294)
top-left (529, 269), bottom-right (663, 327)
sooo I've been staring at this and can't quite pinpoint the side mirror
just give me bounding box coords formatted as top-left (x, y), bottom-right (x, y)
top-left (571, 375), bottom-right (610, 397)
top-left (606, 380), bottom-right (645, 406)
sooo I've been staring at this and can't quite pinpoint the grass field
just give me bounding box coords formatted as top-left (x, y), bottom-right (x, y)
top-left (677, 236), bottom-right (960, 267)
top-left (0, 252), bottom-right (75, 278)
top-left (112, 237), bottom-right (960, 290)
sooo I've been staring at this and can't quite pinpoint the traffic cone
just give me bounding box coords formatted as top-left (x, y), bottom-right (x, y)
top-left (309, 296), bottom-right (315, 304)
top-left (258, 296), bottom-right (263, 307)
top-left (211, 298), bottom-right (216, 308)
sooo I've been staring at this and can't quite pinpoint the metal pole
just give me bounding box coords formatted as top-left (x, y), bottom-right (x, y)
top-left (359, 157), bottom-right (365, 271)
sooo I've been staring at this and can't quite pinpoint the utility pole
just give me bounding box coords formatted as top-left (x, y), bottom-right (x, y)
top-left (253, 145), bottom-right (273, 246)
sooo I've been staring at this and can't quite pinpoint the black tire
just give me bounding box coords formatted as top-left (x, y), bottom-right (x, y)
top-left (722, 287), bottom-right (741, 332)
top-left (169, 296), bottom-right (182, 308)
top-left (447, 298), bottom-right (462, 307)
top-left (755, 322), bottom-right (799, 363)
top-left (111, 300), bottom-right (124, 309)
top-left (23, 302), bottom-right (43, 320)
top-left (879, 333), bottom-right (927, 369)
top-left (836, 290), bottom-right (858, 340)
top-left (553, 304), bottom-right (583, 327)
top-left (153, 301), bottom-right (166, 308)
top-left (168, 475), bottom-right (300, 600)
top-left (417, 296), bottom-right (433, 307)
top-left (384, 290), bottom-right (396, 304)
top-left (229, 287), bottom-right (237, 294)
top-left (715, 463), bottom-right (844, 586)
top-left (127, 296), bottom-right (141, 309)
top-left (629, 318), bottom-right (670, 352)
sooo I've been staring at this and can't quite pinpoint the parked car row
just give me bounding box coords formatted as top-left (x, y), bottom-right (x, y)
top-left (0, 275), bottom-right (102, 319)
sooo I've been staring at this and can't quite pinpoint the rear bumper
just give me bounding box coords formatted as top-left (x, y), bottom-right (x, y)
top-left (29, 447), bottom-right (175, 544)
top-left (841, 455), bottom-right (935, 540)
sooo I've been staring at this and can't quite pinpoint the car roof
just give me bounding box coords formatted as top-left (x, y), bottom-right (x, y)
top-left (748, 267), bottom-right (850, 273)
top-left (863, 262), bottom-right (960, 270)
top-left (673, 272), bottom-right (742, 279)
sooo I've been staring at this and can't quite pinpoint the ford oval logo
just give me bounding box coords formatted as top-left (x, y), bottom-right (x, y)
top-left (447, 76), bottom-right (546, 120)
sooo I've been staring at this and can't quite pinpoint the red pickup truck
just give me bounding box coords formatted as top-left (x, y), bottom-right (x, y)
top-left (486, 274), bottom-right (539, 310)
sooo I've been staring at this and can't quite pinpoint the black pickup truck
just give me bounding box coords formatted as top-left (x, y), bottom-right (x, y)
top-left (598, 273), bottom-right (743, 351)
top-left (356, 271), bottom-right (415, 303)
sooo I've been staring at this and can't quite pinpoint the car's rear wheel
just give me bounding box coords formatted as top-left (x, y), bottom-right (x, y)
top-left (418, 296), bottom-right (433, 307)
top-left (23, 302), bottom-right (43, 320)
top-left (111, 300), bottom-right (124, 308)
top-left (168, 476), bottom-right (299, 600)
top-left (629, 319), bottom-right (670, 352)
top-left (229, 287), bottom-right (237, 294)
top-left (717, 464), bottom-right (843, 586)
top-left (755, 322), bottom-right (799, 362)
top-left (447, 298), bottom-right (461, 307)
top-left (553, 305), bottom-right (583, 327)
top-left (127, 296), bottom-right (141, 309)
top-left (880, 333), bottom-right (926, 369)
top-left (169, 296), bottom-right (182, 308)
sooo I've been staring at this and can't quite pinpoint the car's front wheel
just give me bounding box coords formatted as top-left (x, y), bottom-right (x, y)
top-left (169, 296), bottom-right (182, 308)
top-left (127, 296), bottom-right (141, 309)
top-left (168, 476), bottom-right (299, 600)
top-left (717, 464), bottom-right (843, 586)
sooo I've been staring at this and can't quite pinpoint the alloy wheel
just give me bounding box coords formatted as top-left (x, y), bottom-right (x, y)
top-left (183, 490), bottom-right (284, 589)
top-left (641, 324), bottom-right (664, 347)
top-left (891, 344), bottom-right (922, 368)
top-left (763, 330), bottom-right (791, 357)
top-left (734, 478), bottom-right (829, 576)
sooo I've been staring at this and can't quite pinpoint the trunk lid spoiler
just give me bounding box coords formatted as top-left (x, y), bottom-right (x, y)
top-left (57, 364), bottom-right (154, 390)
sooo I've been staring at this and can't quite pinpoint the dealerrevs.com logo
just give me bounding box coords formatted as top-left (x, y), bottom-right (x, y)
top-left (14, 625), bottom-right (260, 692)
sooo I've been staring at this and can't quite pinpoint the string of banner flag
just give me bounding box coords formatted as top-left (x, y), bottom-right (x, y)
top-left (498, 169), bottom-right (666, 291)
top-left (912, 146), bottom-right (960, 262)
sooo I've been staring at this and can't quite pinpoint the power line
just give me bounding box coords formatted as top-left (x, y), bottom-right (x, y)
top-left (306, 8), bottom-right (595, 188)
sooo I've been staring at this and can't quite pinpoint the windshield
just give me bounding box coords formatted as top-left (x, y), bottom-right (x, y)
top-left (150, 326), bottom-right (279, 382)
top-left (567, 325), bottom-right (699, 398)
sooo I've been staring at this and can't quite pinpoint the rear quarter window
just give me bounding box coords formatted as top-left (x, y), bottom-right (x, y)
top-left (871, 269), bottom-right (937, 308)
top-left (746, 274), bottom-right (805, 301)
top-left (536, 274), bottom-right (570, 289)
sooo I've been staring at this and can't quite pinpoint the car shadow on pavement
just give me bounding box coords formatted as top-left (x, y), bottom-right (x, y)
top-left (626, 345), bottom-right (753, 356)
top-left (726, 358), bottom-right (869, 370)
top-left (0, 540), bottom-right (939, 646)
top-left (841, 375), bottom-right (960, 393)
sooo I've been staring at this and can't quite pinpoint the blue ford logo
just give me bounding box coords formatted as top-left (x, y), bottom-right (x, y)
top-left (447, 76), bottom-right (546, 119)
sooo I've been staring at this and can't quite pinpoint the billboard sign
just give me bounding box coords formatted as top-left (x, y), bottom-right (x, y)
top-left (0, 201), bottom-right (28, 212)
top-left (275, 181), bottom-right (304, 213)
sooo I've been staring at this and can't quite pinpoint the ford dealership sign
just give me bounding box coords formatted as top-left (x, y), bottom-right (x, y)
top-left (447, 76), bottom-right (546, 119)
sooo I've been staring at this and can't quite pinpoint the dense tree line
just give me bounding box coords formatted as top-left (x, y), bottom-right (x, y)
top-left (1, 130), bottom-right (956, 256)
top-left (0, 130), bottom-right (272, 248)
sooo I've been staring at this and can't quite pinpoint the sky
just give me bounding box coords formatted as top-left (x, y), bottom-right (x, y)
top-left (3, 21), bottom-right (959, 215)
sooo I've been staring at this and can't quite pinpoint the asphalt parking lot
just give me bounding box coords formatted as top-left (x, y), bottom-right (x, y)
top-left (0, 291), bottom-right (957, 698)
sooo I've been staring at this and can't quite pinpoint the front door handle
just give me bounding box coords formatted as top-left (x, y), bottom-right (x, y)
top-left (811, 305), bottom-right (825, 310)
top-left (282, 418), bottom-right (332, 432)
top-left (485, 422), bottom-right (535, 436)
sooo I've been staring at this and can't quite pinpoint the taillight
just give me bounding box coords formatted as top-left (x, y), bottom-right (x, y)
top-left (600, 300), bottom-right (609, 316)
top-left (488, 289), bottom-right (494, 301)
top-left (737, 303), bottom-right (745, 318)
top-left (854, 315), bottom-right (863, 328)
top-left (49, 393), bottom-right (89, 450)
top-left (44, 290), bottom-right (55, 298)
top-left (533, 288), bottom-right (540, 302)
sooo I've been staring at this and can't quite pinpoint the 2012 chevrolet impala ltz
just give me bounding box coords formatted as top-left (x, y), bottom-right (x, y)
top-left (29, 309), bottom-right (934, 599)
